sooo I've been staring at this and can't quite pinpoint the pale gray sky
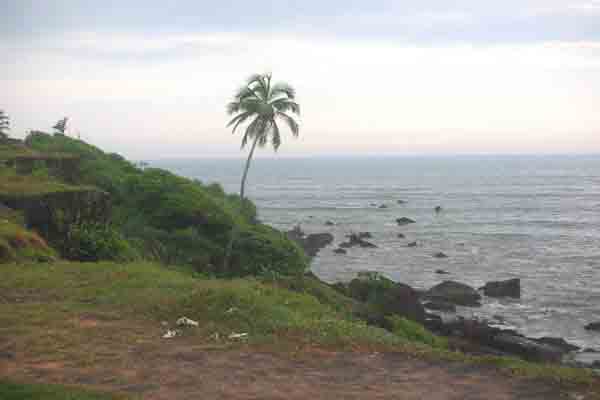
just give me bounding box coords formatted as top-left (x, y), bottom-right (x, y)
top-left (2, 0), bottom-right (600, 158)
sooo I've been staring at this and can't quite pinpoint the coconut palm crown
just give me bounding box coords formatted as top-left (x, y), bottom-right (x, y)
top-left (226, 73), bottom-right (300, 200)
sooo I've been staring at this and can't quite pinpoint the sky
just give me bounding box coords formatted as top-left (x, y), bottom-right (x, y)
top-left (2, 0), bottom-right (600, 158)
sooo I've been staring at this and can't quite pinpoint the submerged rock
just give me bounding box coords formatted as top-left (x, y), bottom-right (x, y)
top-left (396, 217), bottom-right (416, 226)
top-left (324, 220), bottom-right (335, 226)
top-left (480, 278), bottom-right (521, 298)
top-left (585, 322), bottom-right (600, 332)
top-left (397, 233), bottom-right (406, 239)
top-left (397, 200), bottom-right (407, 204)
top-left (407, 241), bottom-right (418, 248)
top-left (435, 269), bottom-right (450, 274)
top-left (333, 248), bottom-right (347, 255)
top-left (434, 206), bottom-right (442, 213)
top-left (378, 204), bottom-right (388, 209)
top-left (433, 252), bottom-right (448, 259)
top-left (425, 281), bottom-right (482, 307)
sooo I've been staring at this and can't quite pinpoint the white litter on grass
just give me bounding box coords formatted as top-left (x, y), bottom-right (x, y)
top-left (162, 329), bottom-right (178, 339)
top-left (228, 332), bottom-right (248, 340)
top-left (225, 307), bottom-right (238, 314)
top-left (176, 317), bottom-right (199, 327)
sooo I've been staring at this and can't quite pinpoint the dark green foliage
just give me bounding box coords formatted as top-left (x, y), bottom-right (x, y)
top-left (24, 132), bottom-right (307, 277)
top-left (345, 271), bottom-right (396, 303)
top-left (63, 222), bottom-right (137, 262)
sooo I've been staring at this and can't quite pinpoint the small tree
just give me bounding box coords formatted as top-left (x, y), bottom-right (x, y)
top-left (0, 110), bottom-right (10, 139)
top-left (53, 117), bottom-right (68, 135)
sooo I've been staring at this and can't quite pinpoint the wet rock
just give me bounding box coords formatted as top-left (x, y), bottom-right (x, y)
top-left (397, 200), bottom-right (407, 204)
top-left (433, 252), bottom-right (448, 259)
top-left (396, 217), bottom-right (416, 226)
top-left (407, 241), bottom-right (418, 248)
top-left (533, 337), bottom-right (580, 352)
top-left (339, 233), bottom-right (377, 249)
top-left (378, 204), bottom-right (388, 209)
top-left (324, 220), bottom-right (335, 226)
top-left (423, 301), bottom-right (456, 312)
top-left (430, 318), bottom-right (568, 363)
top-left (333, 248), bottom-right (347, 255)
top-left (585, 322), bottom-right (600, 332)
top-left (397, 233), bottom-right (406, 239)
top-left (435, 269), bottom-right (450, 274)
top-left (425, 281), bottom-right (482, 307)
top-left (434, 206), bottom-right (442, 213)
top-left (357, 232), bottom-right (372, 239)
top-left (480, 278), bottom-right (521, 298)
top-left (286, 229), bottom-right (334, 257)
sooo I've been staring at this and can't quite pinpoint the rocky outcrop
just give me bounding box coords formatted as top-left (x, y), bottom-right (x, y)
top-left (338, 233), bottom-right (377, 249)
top-left (0, 188), bottom-right (111, 246)
top-left (337, 272), bottom-right (425, 324)
top-left (425, 281), bottom-right (482, 307)
top-left (286, 229), bottom-right (334, 258)
top-left (429, 318), bottom-right (573, 363)
top-left (396, 217), bottom-right (416, 226)
top-left (480, 278), bottom-right (521, 298)
top-left (423, 301), bottom-right (456, 312)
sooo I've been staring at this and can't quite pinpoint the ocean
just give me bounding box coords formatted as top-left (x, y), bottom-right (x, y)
top-left (152, 155), bottom-right (600, 351)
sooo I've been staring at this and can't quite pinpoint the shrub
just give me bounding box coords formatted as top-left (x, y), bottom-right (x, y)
top-left (64, 222), bottom-right (136, 262)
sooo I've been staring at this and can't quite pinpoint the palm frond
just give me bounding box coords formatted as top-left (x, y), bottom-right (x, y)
top-left (228, 111), bottom-right (253, 133)
top-left (271, 82), bottom-right (296, 100)
top-left (241, 116), bottom-right (261, 148)
top-left (276, 112), bottom-right (300, 137)
top-left (271, 120), bottom-right (281, 150)
top-left (270, 98), bottom-right (300, 115)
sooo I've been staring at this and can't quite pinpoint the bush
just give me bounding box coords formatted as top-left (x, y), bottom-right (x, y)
top-left (64, 222), bottom-right (136, 262)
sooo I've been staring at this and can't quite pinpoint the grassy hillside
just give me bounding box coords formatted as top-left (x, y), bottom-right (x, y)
top-left (16, 132), bottom-right (307, 276)
top-left (0, 380), bottom-right (125, 400)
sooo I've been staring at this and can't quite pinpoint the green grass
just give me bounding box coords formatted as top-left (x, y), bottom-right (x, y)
top-left (0, 261), bottom-right (596, 390)
top-left (0, 143), bottom-right (39, 160)
top-left (0, 380), bottom-right (128, 400)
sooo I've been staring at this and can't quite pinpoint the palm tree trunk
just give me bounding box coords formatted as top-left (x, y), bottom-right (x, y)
top-left (223, 135), bottom-right (260, 273)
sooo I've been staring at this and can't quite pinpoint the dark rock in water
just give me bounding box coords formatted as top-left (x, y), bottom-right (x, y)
top-left (435, 269), bottom-right (450, 274)
top-left (585, 322), bottom-right (600, 332)
top-left (534, 337), bottom-right (580, 352)
top-left (339, 233), bottom-right (377, 249)
top-left (324, 220), bottom-right (335, 226)
top-left (396, 217), bottom-right (416, 226)
top-left (423, 301), bottom-right (456, 312)
top-left (480, 278), bottom-right (521, 298)
top-left (286, 230), bottom-right (333, 257)
top-left (397, 200), bottom-right (407, 204)
top-left (357, 232), bottom-right (372, 239)
top-left (407, 241), bottom-right (418, 248)
top-left (426, 281), bottom-right (482, 307)
top-left (369, 203), bottom-right (378, 207)
top-left (397, 233), bottom-right (406, 239)
top-left (433, 252), bottom-right (448, 259)
top-left (378, 204), bottom-right (388, 209)
top-left (333, 248), bottom-right (347, 255)
top-left (434, 206), bottom-right (442, 213)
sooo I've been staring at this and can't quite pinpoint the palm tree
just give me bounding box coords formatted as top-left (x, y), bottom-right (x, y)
top-left (223, 73), bottom-right (301, 271)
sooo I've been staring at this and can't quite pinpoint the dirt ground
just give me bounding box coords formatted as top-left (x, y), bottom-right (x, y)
top-left (0, 314), bottom-right (596, 400)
